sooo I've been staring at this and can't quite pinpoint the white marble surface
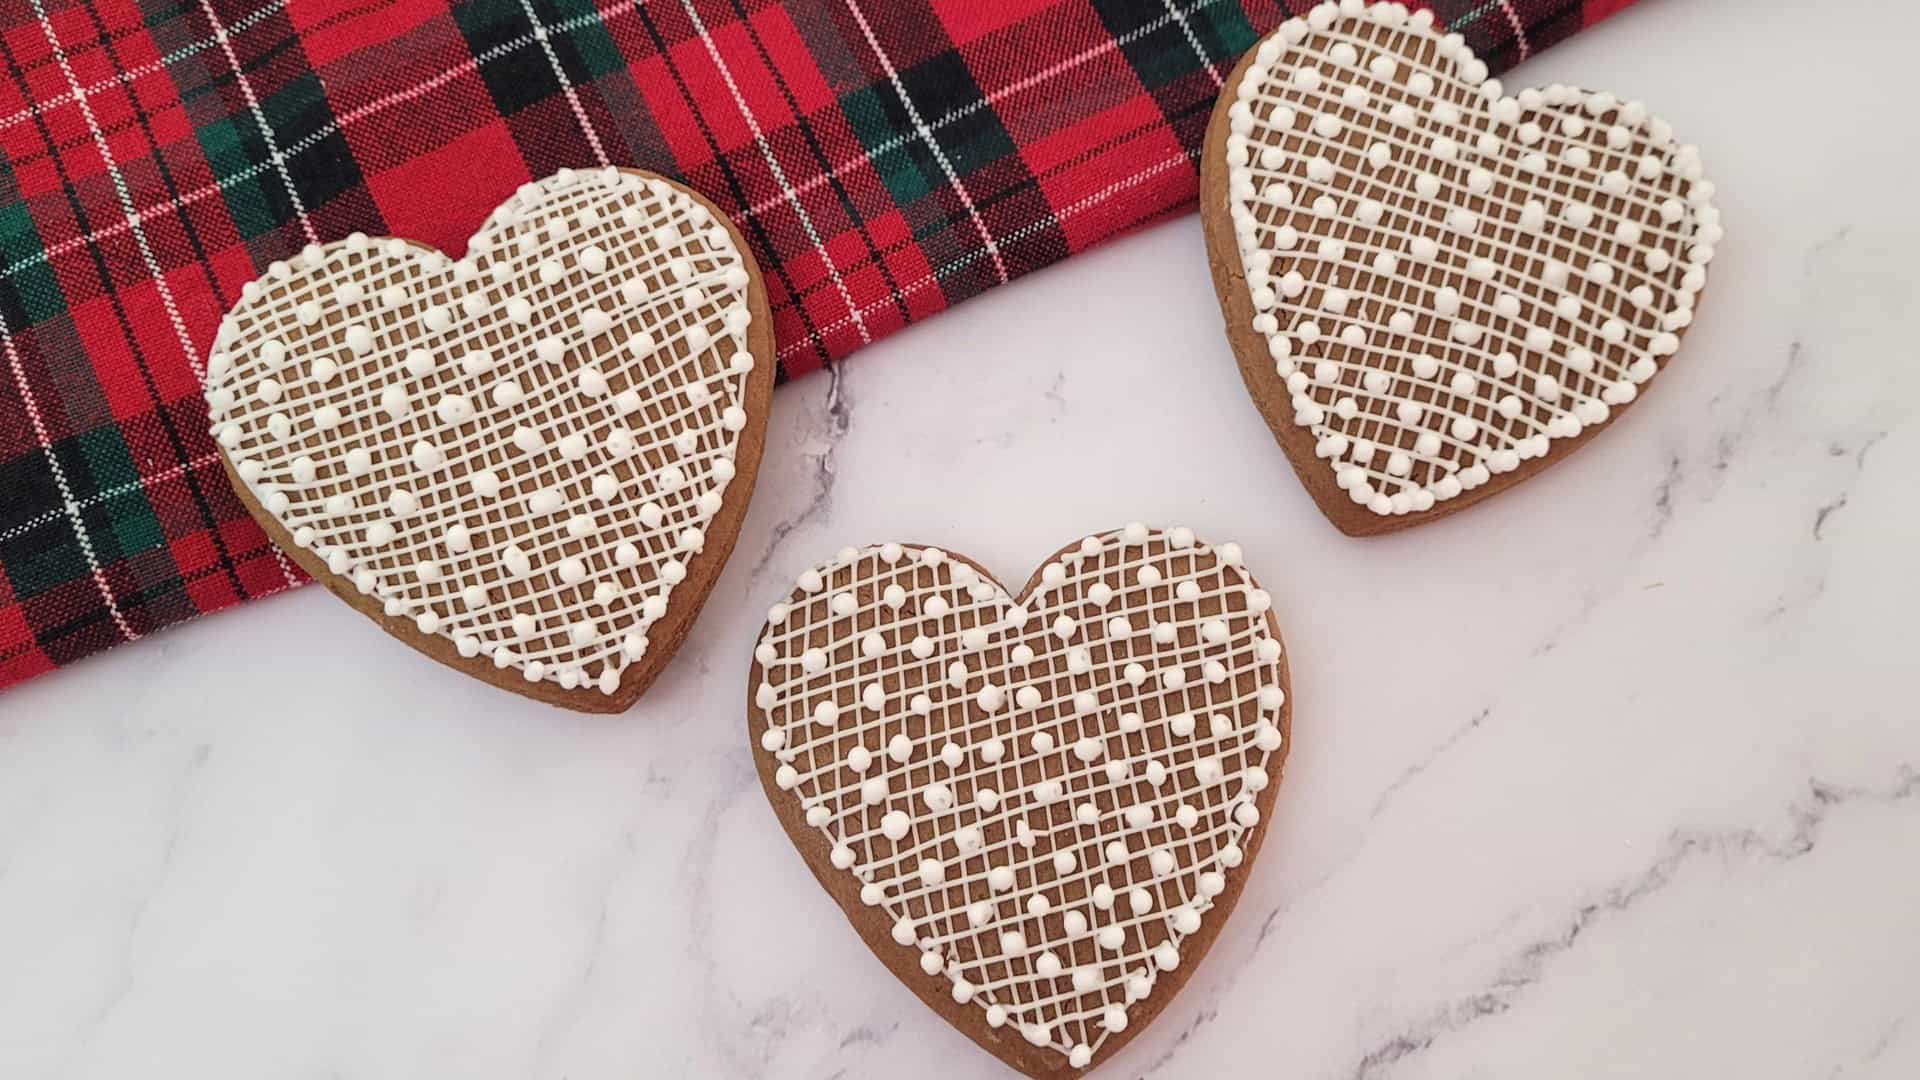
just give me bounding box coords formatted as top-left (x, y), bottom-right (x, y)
top-left (4, 1), bottom-right (1918, 1076)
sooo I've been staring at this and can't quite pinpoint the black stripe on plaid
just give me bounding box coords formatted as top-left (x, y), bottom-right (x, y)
top-left (0, 0), bottom-right (1630, 687)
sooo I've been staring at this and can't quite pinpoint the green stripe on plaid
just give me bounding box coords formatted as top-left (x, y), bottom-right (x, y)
top-left (0, 0), bottom-right (1629, 688)
top-left (0, 201), bottom-right (63, 322)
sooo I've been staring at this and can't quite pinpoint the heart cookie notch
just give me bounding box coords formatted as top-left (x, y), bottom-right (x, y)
top-left (204, 167), bottom-right (775, 711)
top-left (748, 525), bottom-right (1291, 1075)
top-left (1203, 0), bottom-right (1720, 535)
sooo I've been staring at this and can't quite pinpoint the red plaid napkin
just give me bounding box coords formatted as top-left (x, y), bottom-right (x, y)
top-left (0, 0), bottom-right (1630, 689)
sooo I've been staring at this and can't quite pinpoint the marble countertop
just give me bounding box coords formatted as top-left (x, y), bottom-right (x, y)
top-left (4, 1), bottom-right (1917, 1076)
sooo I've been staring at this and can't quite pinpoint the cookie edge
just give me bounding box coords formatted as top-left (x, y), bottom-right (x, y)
top-left (743, 530), bottom-right (1294, 1075)
top-left (1198, 26), bottom-right (1703, 537)
top-left (215, 167), bottom-right (777, 713)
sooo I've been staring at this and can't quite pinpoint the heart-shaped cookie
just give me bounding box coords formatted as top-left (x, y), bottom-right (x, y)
top-left (747, 525), bottom-right (1291, 1075)
top-left (1202, 0), bottom-right (1720, 535)
top-left (203, 167), bottom-right (774, 711)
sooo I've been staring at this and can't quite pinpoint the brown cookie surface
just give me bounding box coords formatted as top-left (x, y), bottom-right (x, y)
top-left (1202, 1), bottom-right (1719, 535)
top-left (205, 167), bottom-right (774, 711)
top-left (748, 525), bottom-right (1292, 1075)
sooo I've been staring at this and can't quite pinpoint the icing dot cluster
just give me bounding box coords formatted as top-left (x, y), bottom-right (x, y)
top-left (749, 525), bottom-right (1288, 1069)
top-left (1225, 0), bottom-right (1720, 517)
top-left (203, 167), bottom-right (757, 694)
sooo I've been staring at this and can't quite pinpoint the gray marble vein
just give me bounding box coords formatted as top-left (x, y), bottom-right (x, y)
top-left (4, 2), bottom-right (1919, 1077)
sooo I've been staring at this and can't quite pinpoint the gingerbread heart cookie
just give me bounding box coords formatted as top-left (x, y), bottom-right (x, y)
top-left (203, 167), bottom-right (774, 711)
top-left (747, 525), bottom-right (1291, 1075)
top-left (1203, 0), bottom-right (1720, 535)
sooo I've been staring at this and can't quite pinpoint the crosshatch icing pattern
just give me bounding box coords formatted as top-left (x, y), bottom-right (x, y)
top-left (1224, 0), bottom-right (1720, 519)
top-left (749, 525), bottom-right (1289, 1070)
top-left (203, 167), bottom-right (757, 696)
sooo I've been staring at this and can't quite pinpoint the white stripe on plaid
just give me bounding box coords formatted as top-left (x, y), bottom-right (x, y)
top-left (843, 0), bottom-right (1008, 285)
top-left (0, 1), bottom-right (289, 134)
top-left (0, 449), bottom-right (226, 545)
top-left (1, 0), bottom-right (1230, 307)
top-left (518, 0), bottom-right (611, 167)
top-left (0, 3), bottom-right (619, 285)
top-left (196, 0), bottom-right (321, 246)
top-left (1163, 0), bottom-right (1227, 89)
top-left (33, 3), bottom-right (201, 380)
top-left (733, 0), bottom-right (1228, 220)
top-left (33, 0), bottom-right (301, 591)
top-left (1497, 0), bottom-right (1533, 60)
top-left (742, 0), bottom-right (1229, 220)
top-left (775, 149), bottom-right (1197, 361)
top-left (0, 304), bottom-right (137, 643)
top-left (678, 0), bottom-right (873, 346)
top-left (3, 0), bottom-right (1263, 379)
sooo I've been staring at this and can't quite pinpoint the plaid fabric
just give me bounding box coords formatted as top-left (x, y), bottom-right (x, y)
top-left (0, 0), bottom-right (1629, 690)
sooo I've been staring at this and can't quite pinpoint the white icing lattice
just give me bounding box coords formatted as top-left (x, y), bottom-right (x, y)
top-left (1224, 0), bottom-right (1720, 518)
top-left (749, 525), bottom-right (1289, 1070)
top-left (203, 167), bottom-right (759, 695)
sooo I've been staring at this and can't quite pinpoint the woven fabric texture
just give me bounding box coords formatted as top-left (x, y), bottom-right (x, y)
top-left (0, 0), bottom-right (1628, 689)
